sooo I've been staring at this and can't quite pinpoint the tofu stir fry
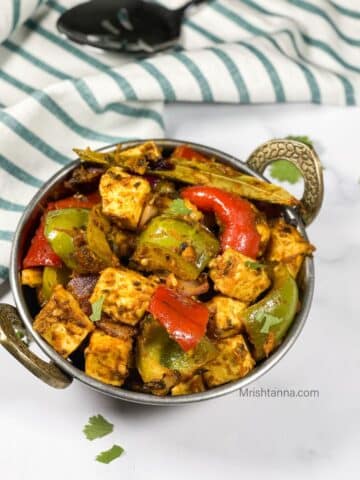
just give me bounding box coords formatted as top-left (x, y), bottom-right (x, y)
top-left (21, 142), bottom-right (315, 396)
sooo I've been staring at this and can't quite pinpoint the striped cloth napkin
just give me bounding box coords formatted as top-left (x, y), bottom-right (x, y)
top-left (0, 0), bottom-right (359, 282)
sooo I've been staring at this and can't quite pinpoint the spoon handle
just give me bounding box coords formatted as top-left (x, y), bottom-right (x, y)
top-left (179, 0), bottom-right (209, 13)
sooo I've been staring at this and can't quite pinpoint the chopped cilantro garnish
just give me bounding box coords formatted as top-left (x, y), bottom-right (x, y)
top-left (166, 198), bottom-right (191, 215)
top-left (90, 295), bottom-right (105, 322)
top-left (83, 414), bottom-right (113, 441)
top-left (245, 261), bottom-right (265, 270)
top-left (96, 445), bottom-right (124, 464)
top-left (256, 312), bottom-right (283, 334)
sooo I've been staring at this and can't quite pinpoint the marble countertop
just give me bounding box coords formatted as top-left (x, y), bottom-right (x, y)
top-left (1, 103), bottom-right (359, 480)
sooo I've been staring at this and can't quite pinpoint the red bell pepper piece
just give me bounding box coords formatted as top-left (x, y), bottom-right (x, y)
top-left (148, 285), bottom-right (209, 352)
top-left (47, 191), bottom-right (101, 211)
top-left (172, 145), bottom-right (208, 162)
top-left (23, 192), bottom-right (101, 268)
top-left (23, 216), bottom-right (63, 268)
top-left (181, 186), bottom-right (260, 259)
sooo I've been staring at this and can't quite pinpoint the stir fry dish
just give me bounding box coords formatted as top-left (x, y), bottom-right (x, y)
top-left (21, 142), bottom-right (315, 396)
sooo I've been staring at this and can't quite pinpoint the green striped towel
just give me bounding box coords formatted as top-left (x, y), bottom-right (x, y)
top-left (0, 0), bottom-right (359, 282)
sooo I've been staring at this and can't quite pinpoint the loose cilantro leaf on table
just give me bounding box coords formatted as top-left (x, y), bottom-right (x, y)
top-left (166, 198), bottom-right (191, 215)
top-left (96, 445), bottom-right (124, 464)
top-left (270, 160), bottom-right (302, 184)
top-left (83, 414), bottom-right (114, 440)
top-left (90, 295), bottom-right (105, 322)
top-left (245, 261), bottom-right (265, 270)
top-left (270, 135), bottom-right (313, 184)
top-left (256, 312), bottom-right (283, 334)
top-left (286, 135), bottom-right (313, 147)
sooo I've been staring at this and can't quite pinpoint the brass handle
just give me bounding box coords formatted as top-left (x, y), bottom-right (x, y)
top-left (0, 304), bottom-right (72, 389)
top-left (246, 139), bottom-right (324, 225)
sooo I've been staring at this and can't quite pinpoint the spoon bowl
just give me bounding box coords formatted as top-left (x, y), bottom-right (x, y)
top-left (57, 0), bottom-right (207, 54)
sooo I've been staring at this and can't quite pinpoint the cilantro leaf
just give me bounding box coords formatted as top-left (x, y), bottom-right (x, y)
top-left (166, 198), bottom-right (191, 215)
top-left (286, 135), bottom-right (313, 147)
top-left (245, 261), bottom-right (265, 270)
top-left (90, 295), bottom-right (105, 322)
top-left (83, 415), bottom-right (113, 440)
top-left (270, 135), bottom-right (314, 184)
top-left (270, 160), bottom-right (302, 184)
top-left (256, 312), bottom-right (283, 334)
top-left (96, 445), bottom-right (124, 464)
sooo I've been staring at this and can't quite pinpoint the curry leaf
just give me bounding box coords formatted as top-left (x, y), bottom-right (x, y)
top-left (96, 445), bottom-right (124, 464)
top-left (90, 295), bottom-right (105, 322)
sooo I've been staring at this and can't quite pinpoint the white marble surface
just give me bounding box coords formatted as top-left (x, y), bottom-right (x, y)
top-left (1, 103), bottom-right (360, 480)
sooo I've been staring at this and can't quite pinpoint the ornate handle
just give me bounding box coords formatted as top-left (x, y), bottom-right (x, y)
top-left (0, 304), bottom-right (72, 389)
top-left (246, 139), bottom-right (324, 225)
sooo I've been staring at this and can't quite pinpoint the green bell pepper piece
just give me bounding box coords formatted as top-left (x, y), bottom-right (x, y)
top-left (44, 208), bottom-right (89, 269)
top-left (86, 205), bottom-right (116, 266)
top-left (132, 215), bottom-right (219, 280)
top-left (136, 316), bottom-right (179, 395)
top-left (40, 266), bottom-right (70, 303)
top-left (160, 335), bottom-right (217, 377)
top-left (243, 266), bottom-right (299, 360)
top-left (137, 316), bottom-right (216, 392)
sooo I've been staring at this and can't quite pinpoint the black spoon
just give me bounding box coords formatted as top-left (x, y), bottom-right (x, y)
top-left (57, 0), bottom-right (208, 54)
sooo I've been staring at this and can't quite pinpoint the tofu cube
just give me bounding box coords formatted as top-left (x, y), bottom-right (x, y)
top-left (203, 335), bottom-right (255, 388)
top-left (21, 268), bottom-right (43, 288)
top-left (207, 295), bottom-right (246, 339)
top-left (209, 249), bottom-right (271, 303)
top-left (100, 166), bottom-right (151, 230)
top-left (171, 375), bottom-right (206, 396)
top-left (85, 330), bottom-right (132, 386)
top-left (267, 219), bottom-right (315, 277)
top-left (33, 285), bottom-right (94, 358)
top-left (90, 267), bottom-right (157, 326)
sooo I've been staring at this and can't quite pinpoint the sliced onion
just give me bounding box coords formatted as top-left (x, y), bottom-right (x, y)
top-left (166, 273), bottom-right (209, 297)
top-left (138, 203), bottom-right (158, 229)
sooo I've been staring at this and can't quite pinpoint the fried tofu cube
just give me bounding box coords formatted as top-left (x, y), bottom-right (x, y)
top-left (33, 285), bottom-right (94, 358)
top-left (100, 166), bottom-right (151, 230)
top-left (203, 335), bottom-right (255, 388)
top-left (171, 375), bottom-right (206, 396)
top-left (207, 295), bottom-right (246, 339)
top-left (85, 330), bottom-right (132, 386)
top-left (21, 268), bottom-right (43, 288)
top-left (115, 141), bottom-right (162, 174)
top-left (90, 267), bottom-right (157, 326)
top-left (267, 219), bottom-right (315, 277)
top-left (209, 249), bottom-right (271, 303)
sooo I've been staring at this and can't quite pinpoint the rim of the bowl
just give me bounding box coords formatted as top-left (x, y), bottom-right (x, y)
top-left (10, 139), bottom-right (314, 406)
